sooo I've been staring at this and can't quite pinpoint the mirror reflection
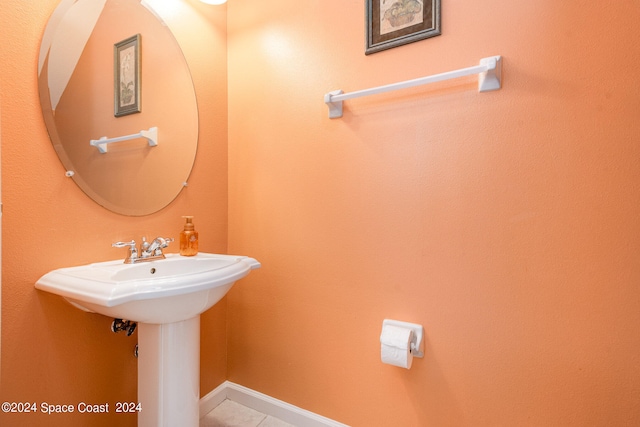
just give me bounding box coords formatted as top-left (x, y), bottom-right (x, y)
top-left (38, 0), bottom-right (198, 216)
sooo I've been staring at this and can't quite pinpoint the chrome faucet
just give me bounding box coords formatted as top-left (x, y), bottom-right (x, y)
top-left (112, 237), bottom-right (174, 264)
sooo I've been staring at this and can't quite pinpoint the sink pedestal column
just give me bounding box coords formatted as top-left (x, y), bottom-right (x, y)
top-left (138, 316), bottom-right (200, 427)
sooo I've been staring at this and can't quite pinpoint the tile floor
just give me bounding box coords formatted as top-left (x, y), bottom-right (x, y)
top-left (200, 399), bottom-right (296, 427)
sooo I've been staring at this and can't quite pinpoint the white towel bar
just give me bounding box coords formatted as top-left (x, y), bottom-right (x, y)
top-left (90, 126), bottom-right (158, 154)
top-left (324, 56), bottom-right (502, 119)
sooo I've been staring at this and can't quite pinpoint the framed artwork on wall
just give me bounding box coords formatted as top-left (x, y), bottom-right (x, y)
top-left (366, 0), bottom-right (441, 55)
top-left (114, 34), bottom-right (141, 117)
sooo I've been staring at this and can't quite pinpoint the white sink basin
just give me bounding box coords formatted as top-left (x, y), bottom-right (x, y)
top-left (36, 251), bottom-right (260, 426)
top-left (35, 253), bottom-right (260, 324)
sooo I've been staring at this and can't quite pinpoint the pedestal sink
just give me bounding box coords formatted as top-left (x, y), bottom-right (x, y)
top-left (35, 253), bottom-right (260, 427)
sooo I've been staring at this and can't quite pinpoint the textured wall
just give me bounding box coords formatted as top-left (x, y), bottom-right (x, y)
top-left (0, 1), bottom-right (228, 426)
top-left (227, 1), bottom-right (640, 425)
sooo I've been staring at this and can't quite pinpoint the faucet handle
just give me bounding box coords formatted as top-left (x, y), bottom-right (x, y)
top-left (150, 237), bottom-right (174, 254)
top-left (140, 237), bottom-right (175, 258)
top-left (112, 240), bottom-right (138, 263)
top-left (112, 240), bottom-right (136, 249)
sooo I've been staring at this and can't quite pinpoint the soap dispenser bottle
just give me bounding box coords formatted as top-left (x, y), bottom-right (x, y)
top-left (180, 216), bottom-right (198, 256)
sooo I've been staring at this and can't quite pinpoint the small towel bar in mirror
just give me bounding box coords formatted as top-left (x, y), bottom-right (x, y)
top-left (90, 127), bottom-right (158, 154)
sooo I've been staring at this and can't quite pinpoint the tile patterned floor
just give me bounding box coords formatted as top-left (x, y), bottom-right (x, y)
top-left (200, 399), bottom-right (296, 427)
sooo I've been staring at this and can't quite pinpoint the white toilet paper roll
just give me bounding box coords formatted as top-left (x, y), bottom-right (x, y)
top-left (380, 324), bottom-right (414, 369)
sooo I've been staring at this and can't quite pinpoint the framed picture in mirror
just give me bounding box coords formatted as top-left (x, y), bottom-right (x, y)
top-left (114, 34), bottom-right (141, 117)
top-left (366, 0), bottom-right (441, 55)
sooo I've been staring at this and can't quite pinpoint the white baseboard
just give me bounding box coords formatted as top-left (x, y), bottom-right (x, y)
top-left (200, 381), bottom-right (350, 427)
top-left (199, 381), bottom-right (229, 416)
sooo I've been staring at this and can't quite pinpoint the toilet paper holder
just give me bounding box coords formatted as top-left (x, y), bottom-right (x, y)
top-left (382, 319), bottom-right (424, 358)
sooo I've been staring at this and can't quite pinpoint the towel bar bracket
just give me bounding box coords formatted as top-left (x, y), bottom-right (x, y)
top-left (478, 55), bottom-right (502, 92)
top-left (324, 90), bottom-right (344, 119)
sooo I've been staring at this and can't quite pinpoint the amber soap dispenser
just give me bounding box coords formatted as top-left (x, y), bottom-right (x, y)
top-left (179, 215), bottom-right (199, 256)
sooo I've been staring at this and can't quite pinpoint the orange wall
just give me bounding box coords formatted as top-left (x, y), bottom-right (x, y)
top-left (227, 1), bottom-right (640, 426)
top-left (2, 1), bottom-right (640, 426)
top-left (0, 1), bottom-right (227, 426)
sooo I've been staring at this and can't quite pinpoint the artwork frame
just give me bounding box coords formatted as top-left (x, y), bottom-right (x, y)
top-left (114, 34), bottom-right (141, 117)
top-left (366, 0), bottom-right (441, 55)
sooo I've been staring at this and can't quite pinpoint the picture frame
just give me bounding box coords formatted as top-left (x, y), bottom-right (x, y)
top-left (114, 34), bottom-right (141, 117)
top-left (366, 0), bottom-right (441, 55)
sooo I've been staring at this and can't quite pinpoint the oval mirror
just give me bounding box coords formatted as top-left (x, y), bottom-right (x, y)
top-left (38, 0), bottom-right (198, 216)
